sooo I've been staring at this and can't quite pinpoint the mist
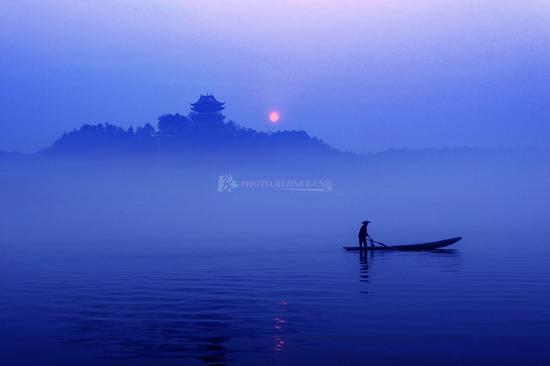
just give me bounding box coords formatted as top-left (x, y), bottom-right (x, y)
top-left (2, 2), bottom-right (550, 364)
top-left (2, 149), bottom-right (548, 255)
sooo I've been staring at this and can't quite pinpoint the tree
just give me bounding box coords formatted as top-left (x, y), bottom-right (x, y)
top-left (158, 114), bottom-right (191, 136)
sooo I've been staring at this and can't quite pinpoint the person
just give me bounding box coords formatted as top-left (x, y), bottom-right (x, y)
top-left (358, 220), bottom-right (374, 250)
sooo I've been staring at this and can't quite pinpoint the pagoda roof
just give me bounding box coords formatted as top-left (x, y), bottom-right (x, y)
top-left (191, 94), bottom-right (225, 111)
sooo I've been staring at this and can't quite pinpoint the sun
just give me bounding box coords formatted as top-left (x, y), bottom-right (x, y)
top-left (269, 110), bottom-right (281, 123)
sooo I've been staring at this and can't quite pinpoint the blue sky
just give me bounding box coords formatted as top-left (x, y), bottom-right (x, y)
top-left (1, 0), bottom-right (548, 153)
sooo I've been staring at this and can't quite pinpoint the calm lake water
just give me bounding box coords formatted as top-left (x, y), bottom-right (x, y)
top-left (1, 231), bottom-right (549, 366)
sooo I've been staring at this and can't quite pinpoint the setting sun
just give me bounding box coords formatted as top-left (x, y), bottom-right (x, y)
top-left (269, 110), bottom-right (280, 123)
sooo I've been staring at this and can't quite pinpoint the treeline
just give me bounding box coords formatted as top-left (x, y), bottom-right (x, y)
top-left (44, 114), bottom-right (338, 157)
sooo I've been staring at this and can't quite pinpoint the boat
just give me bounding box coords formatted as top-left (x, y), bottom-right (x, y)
top-left (343, 237), bottom-right (461, 251)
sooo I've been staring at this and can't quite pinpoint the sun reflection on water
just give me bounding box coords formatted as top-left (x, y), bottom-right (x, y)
top-left (273, 300), bottom-right (288, 353)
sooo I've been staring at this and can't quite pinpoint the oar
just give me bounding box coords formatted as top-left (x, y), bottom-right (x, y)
top-left (371, 239), bottom-right (397, 250)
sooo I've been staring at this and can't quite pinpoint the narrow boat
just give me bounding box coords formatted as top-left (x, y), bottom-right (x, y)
top-left (343, 237), bottom-right (461, 251)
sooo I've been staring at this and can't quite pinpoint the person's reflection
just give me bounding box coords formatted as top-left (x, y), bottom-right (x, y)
top-left (359, 250), bottom-right (373, 283)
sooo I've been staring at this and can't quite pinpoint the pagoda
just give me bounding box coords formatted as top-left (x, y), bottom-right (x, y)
top-left (190, 94), bottom-right (225, 124)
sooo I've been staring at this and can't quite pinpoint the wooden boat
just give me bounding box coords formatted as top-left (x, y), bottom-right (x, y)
top-left (343, 237), bottom-right (461, 251)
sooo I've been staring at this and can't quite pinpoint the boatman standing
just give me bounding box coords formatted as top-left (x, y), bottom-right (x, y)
top-left (358, 220), bottom-right (374, 250)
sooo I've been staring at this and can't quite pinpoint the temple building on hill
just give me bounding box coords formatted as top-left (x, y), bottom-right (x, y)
top-left (190, 94), bottom-right (225, 124)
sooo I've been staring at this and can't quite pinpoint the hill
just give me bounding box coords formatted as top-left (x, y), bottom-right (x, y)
top-left (43, 95), bottom-right (340, 159)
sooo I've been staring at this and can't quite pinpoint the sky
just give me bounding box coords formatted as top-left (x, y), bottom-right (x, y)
top-left (0, 0), bottom-right (549, 153)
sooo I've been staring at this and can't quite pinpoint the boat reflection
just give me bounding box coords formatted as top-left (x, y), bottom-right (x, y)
top-left (358, 249), bottom-right (462, 288)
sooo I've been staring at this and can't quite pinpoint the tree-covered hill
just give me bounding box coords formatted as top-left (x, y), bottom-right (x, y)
top-left (44, 113), bottom-right (339, 158)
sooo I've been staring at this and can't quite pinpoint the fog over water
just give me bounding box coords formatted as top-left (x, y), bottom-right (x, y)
top-left (2, 149), bottom-right (548, 249)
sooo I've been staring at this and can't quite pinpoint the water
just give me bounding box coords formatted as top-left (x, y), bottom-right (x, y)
top-left (1, 232), bottom-right (549, 366)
